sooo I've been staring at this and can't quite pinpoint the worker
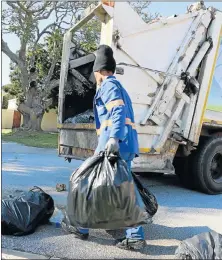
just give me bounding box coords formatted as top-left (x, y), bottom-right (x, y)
top-left (72, 45), bottom-right (146, 250)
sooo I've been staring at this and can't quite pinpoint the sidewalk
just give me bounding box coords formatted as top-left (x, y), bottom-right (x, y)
top-left (2, 249), bottom-right (60, 259)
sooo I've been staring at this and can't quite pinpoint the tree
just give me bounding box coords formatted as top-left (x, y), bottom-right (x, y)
top-left (2, 1), bottom-right (157, 131)
top-left (2, 1), bottom-right (91, 131)
top-left (2, 96), bottom-right (8, 109)
top-left (129, 2), bottom-right (159, 23)
top-left (2, 84), bottom-right (15, 109)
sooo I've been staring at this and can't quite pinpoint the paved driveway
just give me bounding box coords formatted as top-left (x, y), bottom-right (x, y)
top-left (2, 142), bottom-right (222, 259)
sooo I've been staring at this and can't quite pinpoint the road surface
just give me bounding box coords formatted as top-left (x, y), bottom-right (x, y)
top-left (2, 142), bottom-right (222, 259)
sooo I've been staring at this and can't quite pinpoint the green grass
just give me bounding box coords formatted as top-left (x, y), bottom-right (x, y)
top-left (2, 129), bottom-right (12, 134)
top-left (2, 129), bottom-right (58, 149)
top-left (207, 105), bottom-right (222, 112)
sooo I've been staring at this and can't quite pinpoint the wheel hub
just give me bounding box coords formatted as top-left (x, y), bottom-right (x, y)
top-left (210, 153), bottom-right (222, 183)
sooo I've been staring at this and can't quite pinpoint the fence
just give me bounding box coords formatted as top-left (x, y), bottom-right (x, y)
top-left (2, 109), bottom-right (58, 132)
top-left (2, 110), bottom-right (14, 129)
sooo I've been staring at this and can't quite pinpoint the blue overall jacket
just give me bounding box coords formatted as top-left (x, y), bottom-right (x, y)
top-left (94, 76), bottom-right (139, 156)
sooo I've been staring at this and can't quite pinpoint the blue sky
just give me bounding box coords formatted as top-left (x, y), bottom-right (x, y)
top-left (2, 1), bottom-right (222, 86)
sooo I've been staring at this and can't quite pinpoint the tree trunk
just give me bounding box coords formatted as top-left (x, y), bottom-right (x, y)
top-left (21, 113), bottom-right (30, 129)
top-left (18, 86), bottom-right (45, 131)
top-left (18, 104), bottom-right (44, 131)
top-left (29, 109), bottom-right (44, 131)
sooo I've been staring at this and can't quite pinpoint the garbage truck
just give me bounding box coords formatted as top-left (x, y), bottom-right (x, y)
top-left (58, 1), bottom-right (222, 195)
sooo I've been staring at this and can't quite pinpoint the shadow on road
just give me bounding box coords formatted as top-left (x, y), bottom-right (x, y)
top-left (146, 224), bottom-right (210, 241)
top-left (90, 224), bottom-right (210, 256)
top-left (139, 174), bottom-right (222, 210)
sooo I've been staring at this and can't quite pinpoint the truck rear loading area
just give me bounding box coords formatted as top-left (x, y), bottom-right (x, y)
top-left (58, 2), bottom-right (222, 194)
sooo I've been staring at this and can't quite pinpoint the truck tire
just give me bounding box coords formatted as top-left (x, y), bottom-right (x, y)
top-left (174, 136), bottom-right (222, 194)
top-left (192, 136), bottom-right (222, 195)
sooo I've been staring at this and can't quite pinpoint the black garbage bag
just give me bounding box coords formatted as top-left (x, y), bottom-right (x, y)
top-left (132, 173), bottom-right (158, 216)
top-left (175, 231), bottom-right (222, 259)
top-left (63, 152), bottom-right (150, 230)
top-left (2, 186), bottom-right (54, 236)
top-left (64, 109), bottom-right (94, 124)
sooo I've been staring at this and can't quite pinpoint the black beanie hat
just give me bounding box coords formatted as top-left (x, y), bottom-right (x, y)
top-left (93, 45), bottom-right (116, 73)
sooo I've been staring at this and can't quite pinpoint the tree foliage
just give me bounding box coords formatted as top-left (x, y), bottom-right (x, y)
top-left (129, 2), bottom-right (159, 22)
top-left (2, 96), bottom-right (9, 109)
top-left (2, 84), bottom-right (15, 109)
top-left (5, 63), bottom-right (24, 102)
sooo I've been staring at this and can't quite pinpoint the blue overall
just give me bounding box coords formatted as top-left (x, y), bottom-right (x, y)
top-left (94, 76), bottom-right (139, 155)
top-left (78, 76), bottom-right (144, 240)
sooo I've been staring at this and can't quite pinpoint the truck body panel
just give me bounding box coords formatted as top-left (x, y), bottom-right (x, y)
top-left (189, 19), bottom-right (222, 143)
top-left (58, 2), bottom-right (222, 174)
top-left (204, 28), bottom-right (222, 125)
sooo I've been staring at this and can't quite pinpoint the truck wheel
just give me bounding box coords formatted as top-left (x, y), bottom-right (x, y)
top-left (192, 136), bottom-right (222, 194)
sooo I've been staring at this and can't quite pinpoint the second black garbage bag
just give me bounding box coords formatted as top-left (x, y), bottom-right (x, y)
top-left (2, 186), bottom-right (54, 236)
top-left (64, 152), bottom-right (150, 229)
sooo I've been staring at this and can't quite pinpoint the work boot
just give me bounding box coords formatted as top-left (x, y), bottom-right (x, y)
top-left (71, 227), bottom-right (89, 240)
top-left (115, 237), bottom-right (146, 250)
top-left (61, 222), bottom-right (89, 240)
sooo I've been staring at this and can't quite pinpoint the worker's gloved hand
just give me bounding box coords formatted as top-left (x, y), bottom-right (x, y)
top-left (105, 138), bottom-right (119, 156)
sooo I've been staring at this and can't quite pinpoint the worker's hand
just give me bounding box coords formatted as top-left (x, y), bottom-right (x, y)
top-left (105, 138), bottom-right (119, 156)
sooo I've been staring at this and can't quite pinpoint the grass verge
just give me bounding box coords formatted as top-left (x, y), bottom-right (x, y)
top-left (2, 129), bottom-right (58, 149)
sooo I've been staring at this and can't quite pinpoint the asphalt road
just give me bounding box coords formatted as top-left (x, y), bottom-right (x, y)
top-left (2, 142), bottom-right (222, 259)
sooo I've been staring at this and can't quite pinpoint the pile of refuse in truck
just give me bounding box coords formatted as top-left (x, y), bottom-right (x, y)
top-left (64, 109), bottom-right (95, 124)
